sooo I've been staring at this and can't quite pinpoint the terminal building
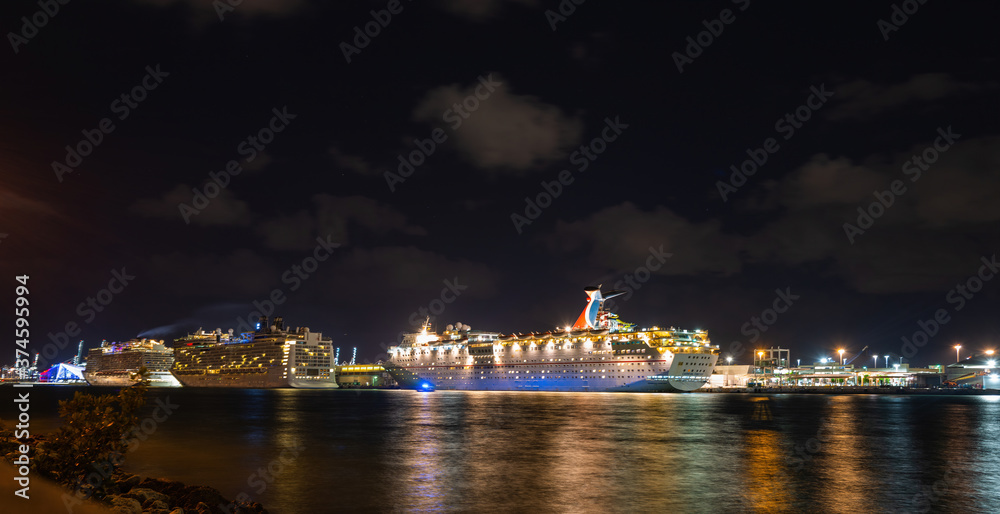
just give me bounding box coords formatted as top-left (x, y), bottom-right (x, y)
top-left (709, 347), bottom-right (997, 389)
top-left (336, 364), bottom-right (397, 388)
top-left (945, 352), bottom-right (1000, 388)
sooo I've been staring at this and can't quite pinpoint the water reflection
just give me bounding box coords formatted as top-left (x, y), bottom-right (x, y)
top-left (397, 393), bottom-right (446, 511)
top-left (5, 389), bottom-right (1000, 513)
top-left (741, 397), bottom-right (793, 512)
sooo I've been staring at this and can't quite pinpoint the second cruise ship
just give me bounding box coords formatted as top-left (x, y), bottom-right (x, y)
top-left (171, 316), bottom-right (339, 388)
top-left (385, 287), bottom-right (719, 392)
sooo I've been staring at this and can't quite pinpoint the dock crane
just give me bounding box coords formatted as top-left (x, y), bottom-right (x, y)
top-left (844, 345), bottom-right (870, 366)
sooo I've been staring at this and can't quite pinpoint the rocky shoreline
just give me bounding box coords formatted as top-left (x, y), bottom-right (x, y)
top-left (79, 471), bottom-right (268, 514)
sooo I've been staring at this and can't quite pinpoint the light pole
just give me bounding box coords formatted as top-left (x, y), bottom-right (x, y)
top-left (726, 356), bottom-right (732, 386)
top-left (838, 349), bottom-right (845, 366)
top-left (954, 344), bottom-right (962, 363)
top-left (884, 355), bottom-right (890, 368)
top-left (758, 351), bottom-right (764, 385)
top-left (873, 355), bottom-right (878, 368)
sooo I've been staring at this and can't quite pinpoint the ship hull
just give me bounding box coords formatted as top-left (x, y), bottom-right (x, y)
top-left (387, 338), bottom-right (718, 393)
top-left (85, 371), bottom-right (181, 388)
top-left (171, 368), bottom-right (338, 389)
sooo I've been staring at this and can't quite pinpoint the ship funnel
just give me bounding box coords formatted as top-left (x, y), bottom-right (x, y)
top-left (571, 286), bottom-right (626, 330)
top-left (274, 316), bottom-right (284, 331)
top-left (572, 287), bottom-right (603, 330)
top-left (258, 316), bottom-right (268, 332)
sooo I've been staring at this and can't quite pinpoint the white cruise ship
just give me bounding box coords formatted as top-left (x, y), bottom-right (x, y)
top-left (171, 316), bottom-right (339, 388)
top-left (385, 287), bottom-right (719, 392)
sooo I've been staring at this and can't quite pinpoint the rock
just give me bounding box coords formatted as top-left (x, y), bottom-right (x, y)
top-left (178, 486), bottom-right (227, 512)
top-left (123, 486), bottom-right (170, 505)
top-left (116, 472), bottom-right (142, 492)
top-left (107, 494), bottom-right (143, 514)
top-left (148, 499), bottom-right (171, 511)
top-left (136, 477), bottom-right (188, 499)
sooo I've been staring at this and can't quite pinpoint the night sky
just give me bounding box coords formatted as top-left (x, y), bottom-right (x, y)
top-left (2, 0), bottom-right (998, 369)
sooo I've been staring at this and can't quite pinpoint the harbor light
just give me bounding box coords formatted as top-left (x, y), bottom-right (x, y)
top-left (884, 355), bottom-right (890, 368)
top-left (838, 349), bottom-right (845, 366)
top-left (954, 344), bottom-right (962, 363)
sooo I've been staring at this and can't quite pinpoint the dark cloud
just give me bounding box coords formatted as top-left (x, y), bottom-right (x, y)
top-left (412, 74), bottom-right (583, 172)
top-left (743, 133), bottom-right (1000, 293)
top-left (148, 248), bottom-right (279, 297)
top-left (328, 147), bottom-right (376, 176)
top-left (548, 202), bottom-right (743, 277)
top-left (256, 195), bottom-right (427, 250)
top-left (130, 184), bottom-right (252, 226)
top-left (828, 73), bottom-right (990, 120)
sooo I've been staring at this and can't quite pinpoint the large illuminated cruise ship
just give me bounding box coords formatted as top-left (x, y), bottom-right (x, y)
top-left (385, 287), bottom-right (719, 392)
top-left (171, 316), bottom-right (338, 388)
top-left (84, 338), bottom-right (182, 387)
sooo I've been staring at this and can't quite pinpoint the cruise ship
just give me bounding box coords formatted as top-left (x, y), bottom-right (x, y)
top-left (84, 338), bottom-right (182, 387)
top-left (385, 287), bottom-right (719, 392)
top-left (171, 316), bottom-right (338, 388)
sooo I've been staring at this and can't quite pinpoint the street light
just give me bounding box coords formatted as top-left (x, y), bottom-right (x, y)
top-left (838, 349), bottom-right (845, 366)
top-left (726, 356), bottom-right (733, 387)
top-left (873, 355), bottom-right (878, 368)
top-left (954, 344), bottom-right (962, 363)
top-left (758, 351), bottom-right (764, 384)
top-left (884, 355), bottom-right (890, 368)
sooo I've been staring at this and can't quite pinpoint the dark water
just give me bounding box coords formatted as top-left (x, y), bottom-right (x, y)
top-left (4, 387), bottom-right (1000, 513)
